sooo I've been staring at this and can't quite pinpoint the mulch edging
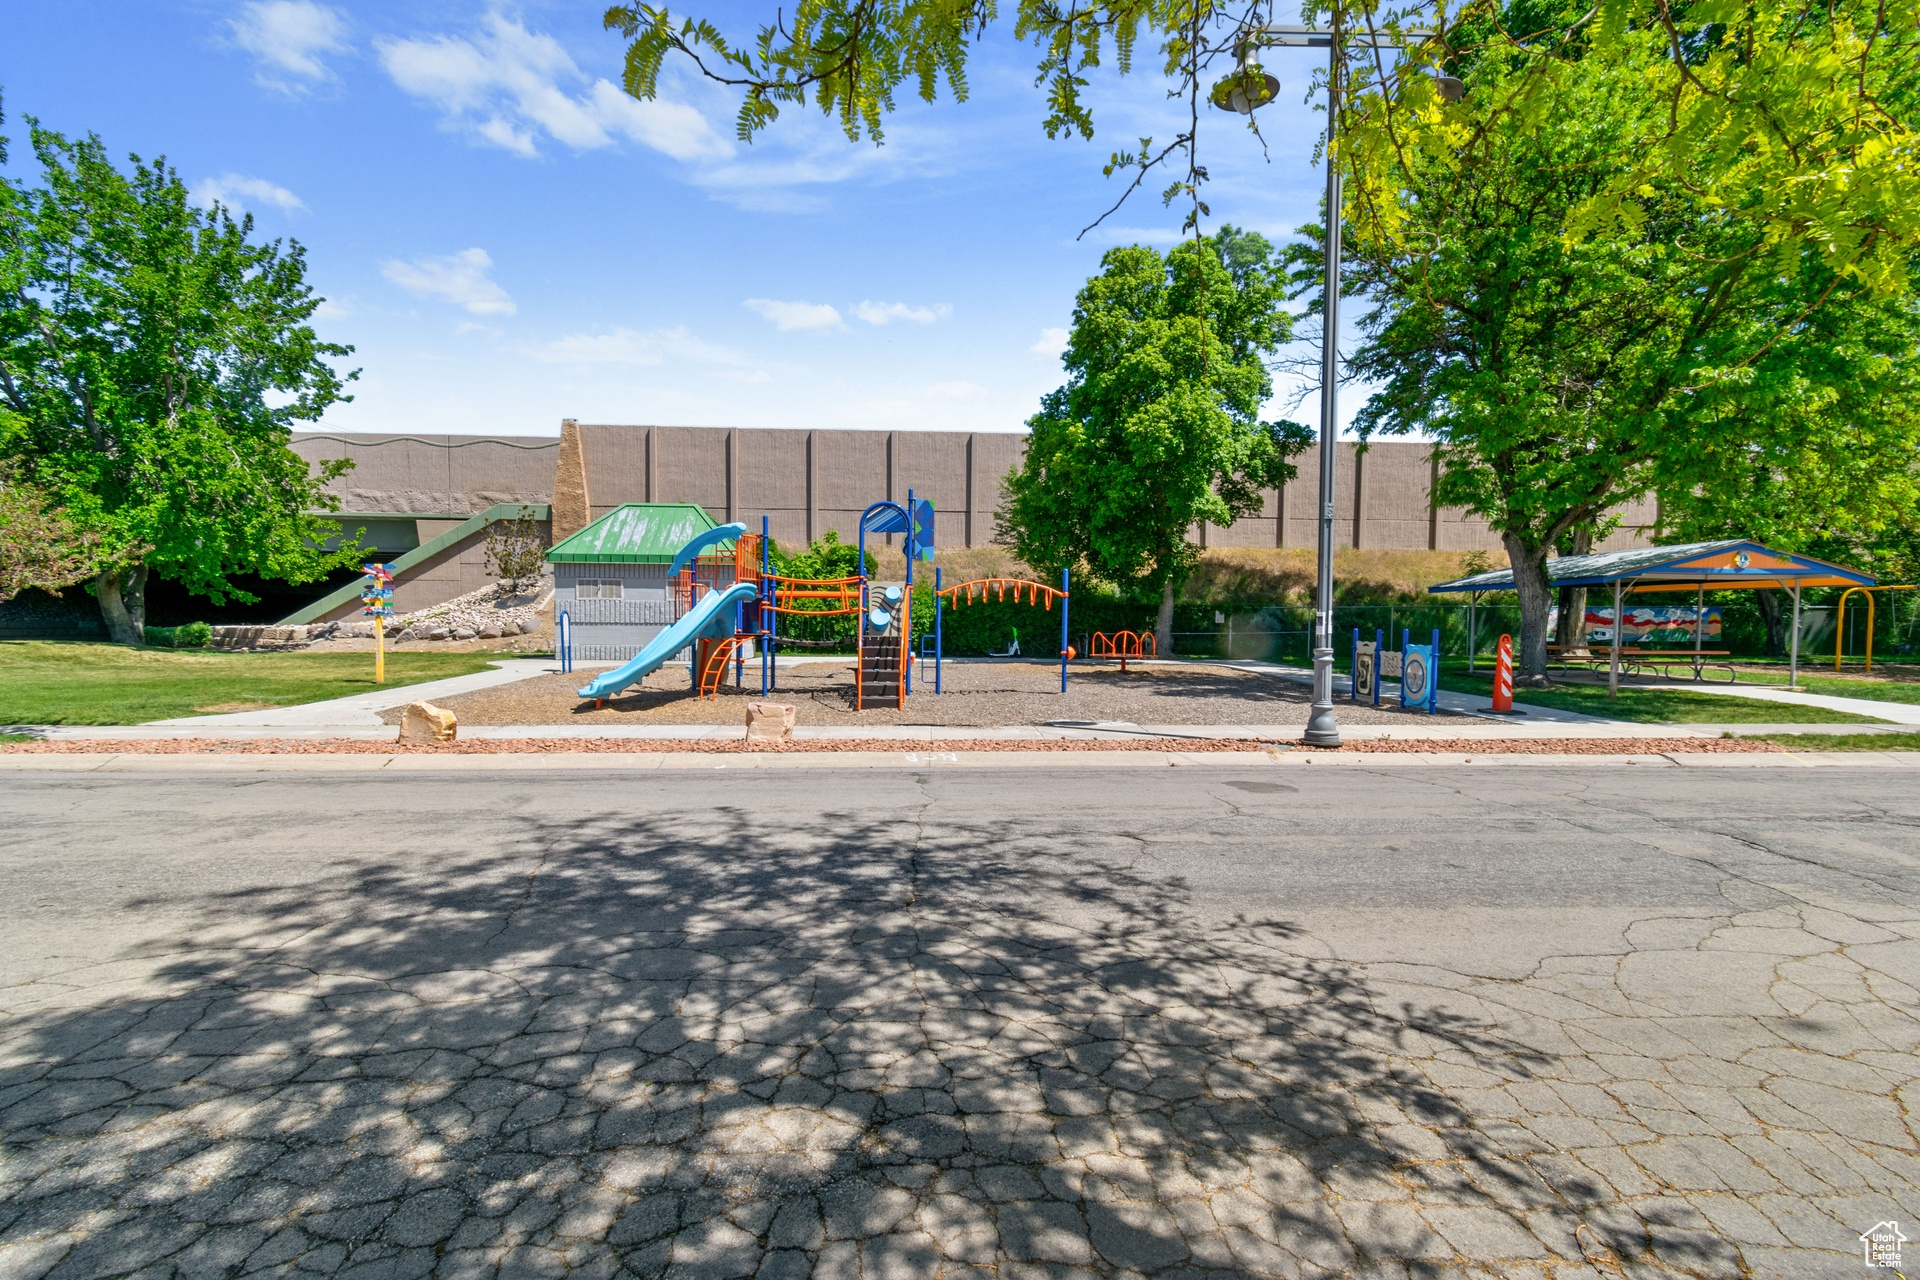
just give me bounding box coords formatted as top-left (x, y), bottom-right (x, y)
top-left (1, 736), bottom-right (1782, 755)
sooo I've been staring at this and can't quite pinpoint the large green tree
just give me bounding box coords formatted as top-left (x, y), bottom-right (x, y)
top-left (1001, 228), bottom-right (1309, 652)
top-left (605, 0), bottom-right (1919, 277)
top-left (1326, 14), bottom-right (1920, 679)
top-left (0, 115), bottom-right (359, 644)
top-left (1654, 292), bottom-right (1920, 652)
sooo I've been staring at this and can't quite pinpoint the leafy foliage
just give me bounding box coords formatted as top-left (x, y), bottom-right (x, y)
top-left (1000, 228), bottom-right (1309, 621)
top-left (143, 621), bottom-right (212, 649)
top-left (606, 0), bottom-right (1920, 265)
top-left (0, 461), bottom-right (102, 602)
top-left (767, 531), bottom-right (878, 648)
top-left (485, 506), bottom-right (550, 595)
top-left (1320, 19), bottom-right (1920, 678)
top-left (0, 113), bottom-right (360, 644)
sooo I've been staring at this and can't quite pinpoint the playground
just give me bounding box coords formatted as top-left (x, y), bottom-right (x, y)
top-left (396, 655), bottom-right (1462, 727)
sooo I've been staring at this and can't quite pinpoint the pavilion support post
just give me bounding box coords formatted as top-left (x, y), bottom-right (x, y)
top-left (1468, 593), bottom-right (1478, 674)
top-left (1695, 583), bottom-right (1704, 680)
top-left (1608, 579), bottom-right (1622, 698)
top-left (1789, 584), bottom-right (1802, 689)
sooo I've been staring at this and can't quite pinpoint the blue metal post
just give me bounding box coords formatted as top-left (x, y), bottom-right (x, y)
top-left (1060, 567), bottom-right (1071, 693)
top-left (761, 515), bottom-right (776, 695)
top-left (1430, 626), bottom-right (1441, 714)
top-left (934, 567), bottom-right (943, 694)
top-left (1373, 628), bottom-right (1383, 706)
top-left (1351, 627), bottom-right (1359, 701)
top-left (559, 609), bottom-right (571, 674)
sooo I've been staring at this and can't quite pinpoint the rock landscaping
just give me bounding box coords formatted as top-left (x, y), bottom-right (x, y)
top-left (209, 579), bottom-right (551, 650)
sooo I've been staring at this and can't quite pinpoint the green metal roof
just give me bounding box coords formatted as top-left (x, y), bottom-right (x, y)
top-left (546, 504), bottom-right (726, 564)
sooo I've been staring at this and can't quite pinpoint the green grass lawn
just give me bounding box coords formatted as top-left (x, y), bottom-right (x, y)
top-left (1755, 731), bottom-right (1920, 751)
top-left (0, 642), bottom-right (502, 726)
top-left (1438, 668), bottom-right (1890, 724)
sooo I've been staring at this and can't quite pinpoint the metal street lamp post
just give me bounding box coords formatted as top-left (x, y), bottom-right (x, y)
top-left (1220, 23), bottom-right (1438, 747)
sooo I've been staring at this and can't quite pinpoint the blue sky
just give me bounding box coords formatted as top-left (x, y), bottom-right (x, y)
top-left (3, 0), bottom-right (1352, 437)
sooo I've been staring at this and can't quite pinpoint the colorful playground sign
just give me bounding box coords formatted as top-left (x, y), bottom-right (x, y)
top-left (912, 498), bottom-right (935, 561)
top-left (1401, 633), bottom-right (1438, 714)
top-left (1352, 626), bottom-right (1439, 713)
top-left (360, 563), bottom-right (394, 616)
top-left (361, 563), bottom-right (394, 684)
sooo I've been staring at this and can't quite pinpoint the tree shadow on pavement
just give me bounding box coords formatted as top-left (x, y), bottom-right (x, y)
top-left (0, 798), bottom-right (1737, 1279)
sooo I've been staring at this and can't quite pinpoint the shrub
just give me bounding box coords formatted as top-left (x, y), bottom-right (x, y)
top-left (144, 621), bottom-right (211, 649)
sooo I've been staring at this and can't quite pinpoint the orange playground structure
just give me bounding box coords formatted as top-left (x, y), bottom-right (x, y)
top-left (1089, 630), bottom-right (1156, 672)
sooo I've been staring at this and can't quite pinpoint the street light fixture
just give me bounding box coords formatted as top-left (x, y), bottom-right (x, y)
top-left (1215, 22), bottom-right (1438, 747)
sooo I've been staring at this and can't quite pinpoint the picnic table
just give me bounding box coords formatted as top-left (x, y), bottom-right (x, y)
top-left (1548, 644), bottom-right (1737, 683)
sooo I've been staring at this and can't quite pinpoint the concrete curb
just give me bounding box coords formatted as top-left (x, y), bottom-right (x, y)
top-left (4, 749), bottom-right (1915, 772)
top-left (16, 720), bottom-right (1903, 743)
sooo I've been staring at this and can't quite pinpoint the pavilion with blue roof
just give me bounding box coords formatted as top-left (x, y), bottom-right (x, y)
top-left (1428, 540), bottom-right (1876, 690)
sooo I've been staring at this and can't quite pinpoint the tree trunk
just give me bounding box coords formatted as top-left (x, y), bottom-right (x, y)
top-left (1502, 532), bottom-right (1554, 684)
top-left (1756, 588), bottom-right (1786, 657)
top-left (1154, 579), bottom-right (1175, 658)
top-left (1554, 527), bottom-right (1592, 650)
top-left (95, 564), bottom-right (148, 646)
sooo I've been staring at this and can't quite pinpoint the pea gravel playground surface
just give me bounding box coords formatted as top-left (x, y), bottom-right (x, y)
top-left (386, 660), bottom-right (1467, 729)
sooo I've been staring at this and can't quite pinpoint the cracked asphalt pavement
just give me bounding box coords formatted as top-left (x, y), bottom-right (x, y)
top-left (2, 764), bottom-right (1916, 1279)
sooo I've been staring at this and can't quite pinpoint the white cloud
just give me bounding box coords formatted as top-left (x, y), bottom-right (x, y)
top-left (855, 301), bottom-right (951, 326)
top-left (230, 1), bottom-right (348, 93)
top-left (520, 325), bottom-right (746, 368)
top-left (1030, 327), bottom-right (1070, 357)
top-left (382, 248), bottom-right (515, 316)
top-left (377, 14), bottom-right (730, 161)
top-left (744, 299), bottom-right (843, 333)
top-left (313, 297), bottom-right (351, 319)
top-left (192, 173), bottom-right (306, 214)
top-left (927, 380), bottom-right (986, 400)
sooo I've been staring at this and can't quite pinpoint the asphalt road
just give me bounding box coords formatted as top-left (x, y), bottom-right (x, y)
top-left (2, 764), bottom-right (1916, 1279)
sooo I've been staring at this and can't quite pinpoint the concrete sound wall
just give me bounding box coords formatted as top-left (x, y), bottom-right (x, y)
top-left (554, 423), bottom-right (1032, 550)
top-left (293, 433), bottom-right (558, 515)
top-left (299, 424), bottom-right (1656, 558)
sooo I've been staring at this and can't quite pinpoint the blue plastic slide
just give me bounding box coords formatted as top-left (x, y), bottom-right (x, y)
top-left (575, 581), bottom-right (758, 701)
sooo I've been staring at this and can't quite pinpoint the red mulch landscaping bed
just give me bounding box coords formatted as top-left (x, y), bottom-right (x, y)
top-left (2, 736), bottom-right (1781, 755)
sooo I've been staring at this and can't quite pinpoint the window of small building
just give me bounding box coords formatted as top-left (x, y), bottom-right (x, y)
top-left (576, 579), bottom-right (624, 599)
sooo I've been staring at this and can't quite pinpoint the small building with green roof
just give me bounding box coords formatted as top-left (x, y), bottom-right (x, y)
top-left (547, 504), bottom-right (736, 660)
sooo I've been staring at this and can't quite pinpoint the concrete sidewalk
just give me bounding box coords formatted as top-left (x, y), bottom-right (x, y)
top-left (1634, 679), bottom-right (1920, 724)
top-left (141, 658), bottom-right (561, 727)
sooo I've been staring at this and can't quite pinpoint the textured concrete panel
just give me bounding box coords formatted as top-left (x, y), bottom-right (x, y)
top-left (970, 433), bottom-right (1027, 544)
top-left (294, 433), bottom-right (557, 514)
top-left (578, 423), bottom-right (652, 507)
top-left (1359, 445), bottom-right (1432, 551)
top-left (1201, 515), bottom-right (1279, 548)
top-left (813, 431), bottom-right (891, 515)
top-left (737, 429), bottom-right (812, 517)
top-left (654, 427), bottom-right (729, 515)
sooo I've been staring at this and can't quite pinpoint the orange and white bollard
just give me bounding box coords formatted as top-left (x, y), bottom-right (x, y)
top-left (1492, 633), bottom-right (1514, 713)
